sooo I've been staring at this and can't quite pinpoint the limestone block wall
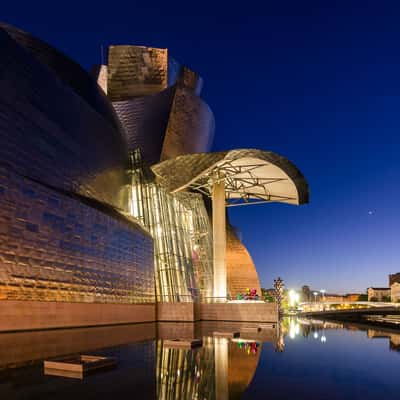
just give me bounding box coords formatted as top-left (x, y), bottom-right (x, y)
top-left (156, 302), bottom-right (200, 322)
top-left (0, 301), bottom-right (156, 332)
top-left (201, 303), bottom-right (278, 323)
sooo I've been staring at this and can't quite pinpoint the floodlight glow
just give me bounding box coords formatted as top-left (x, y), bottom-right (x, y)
top-left (289, 289), bottom-right (300, 307)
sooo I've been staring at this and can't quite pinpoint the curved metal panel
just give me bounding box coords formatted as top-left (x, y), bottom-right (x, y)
top-left (177, 66), bottom-right (204, 95)
top-left (112, 86), bottom-right (175, 165)
top-left (160, 86), bottom-right (215, 160)
top-left (0, 167), bottom-right (155, 304)
top-left (0, 26), bottom-right (129, 211)
top-left (226, 224), bottom-right (261, 298)
top-left (0, 23), bottom-right (123, 133)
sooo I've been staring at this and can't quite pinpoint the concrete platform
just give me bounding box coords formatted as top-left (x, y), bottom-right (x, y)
top-left (44, 355), bottom-right (116, 379)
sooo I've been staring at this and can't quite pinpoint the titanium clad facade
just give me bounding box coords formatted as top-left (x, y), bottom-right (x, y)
top-left (0, 167), bottom-right (154, 304)
top-left (160, 86), bottom-right (215, 161)
top-left (226, 225), bottom-right (261, 298)
top-left (0, 26), bottom-right (129, 212)
top-left (0, 23), bottom-right (123, 133)
top-left (96, 45), bottom-right (215, 165)
top-left (0, 25), bottom-right (155, 307)
top-left (112, 87), bottom-right (176, 165)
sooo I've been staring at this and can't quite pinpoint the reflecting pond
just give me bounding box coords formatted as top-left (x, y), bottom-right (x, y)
top-left (1, 319), bottom-right (400, 399)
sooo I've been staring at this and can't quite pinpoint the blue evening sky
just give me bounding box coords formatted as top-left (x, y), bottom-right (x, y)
top-left (3, 1), bottom-right (399, 293)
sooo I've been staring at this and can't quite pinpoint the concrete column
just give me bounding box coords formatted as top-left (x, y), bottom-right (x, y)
top-left (212, 176), bottom-right (227, 300)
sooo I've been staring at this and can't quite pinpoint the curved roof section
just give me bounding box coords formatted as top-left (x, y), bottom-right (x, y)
top-left (152, 149), bottom-right (309, 206)
top-left (0, 23), bottom-right (123, 133)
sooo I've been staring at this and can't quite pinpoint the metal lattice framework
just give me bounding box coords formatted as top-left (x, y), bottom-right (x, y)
top-left (187, 160), bottom-right (298, 207)
top-left (152, 149), bottom-right (309, 207)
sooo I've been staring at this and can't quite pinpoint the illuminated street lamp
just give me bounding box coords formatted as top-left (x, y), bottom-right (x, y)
top-left (313, 291), bottom-right (318, 302)
top-left (288, 289), bottom-right (300, 308)
top-left (320, 289), bottom-right (326, 301)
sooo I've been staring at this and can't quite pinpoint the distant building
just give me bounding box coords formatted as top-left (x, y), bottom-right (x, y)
top-left (367, 287), bottom-right (391, 301)
top-left (344, 293), bottom-right (362, 302)
top-left (391, 283), bottom-right (400, 303)
top-left (301, 285), bottom-right (311, 302)
top-left (389, 273), bottom-right (400, 286)
top-left (389, 273), bottom-right (400, 303)
top-left (324, 294), bottom-right (344, 302)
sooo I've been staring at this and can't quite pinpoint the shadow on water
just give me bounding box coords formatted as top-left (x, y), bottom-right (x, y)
top-left (1, 319), bottom-right (400, 399)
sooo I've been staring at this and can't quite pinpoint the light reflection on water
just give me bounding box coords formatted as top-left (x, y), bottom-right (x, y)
top-left (1, 320), bottom-right (400, 399)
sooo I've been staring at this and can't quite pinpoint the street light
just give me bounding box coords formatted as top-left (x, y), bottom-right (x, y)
top-left (288, 289), bottom-right (300, 308)
top-left (320, 289), bottom-right (326, 310)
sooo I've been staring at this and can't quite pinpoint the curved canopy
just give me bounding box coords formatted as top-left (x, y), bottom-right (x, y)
top-left (152, 149), bottom-right (309, 206)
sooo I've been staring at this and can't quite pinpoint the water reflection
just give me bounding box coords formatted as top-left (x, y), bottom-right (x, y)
top-left (0, 322), bottom-right (271, 399)
top-left (280, 317), bottom-right (400, 354)
top-left (2, 320), bottom-right (400, 399)
top-left (157, 334), bottom-right (263, 400)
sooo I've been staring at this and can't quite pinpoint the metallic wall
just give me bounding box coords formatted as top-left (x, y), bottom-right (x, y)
top-left (0, 167), bottom-right (155, 304)
top-left (0, 26), bottom-right (130, 212)
top-left (94, 45), bottom-right (215, 165)
top-left (160, 86), bottom-right (215, 161)
top-left (0, 25), bottom-right (155, 305)
top-left (112, 87), bottom-right (175, 165)
top-left (226, 224), bottom-right (262, 298)
top-left (0, 23), bottom-right (123, 133)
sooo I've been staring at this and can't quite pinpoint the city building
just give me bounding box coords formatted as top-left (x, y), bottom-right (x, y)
top-left (344, 293), bottom-right (362, 302)
top-left (390, 273), bottom-right (400, 302)
top-left (301, 285), bottom-right (311, 302)
top-left (323, 294), bottom-right (345, 302)
top-left (0, 23), bottom-right (308, 331)
top-left (367, 287), bottom-right (391, 302)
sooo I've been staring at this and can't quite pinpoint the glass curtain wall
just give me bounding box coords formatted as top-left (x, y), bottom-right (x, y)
top-left (129, 150), bottom-right (213, 302)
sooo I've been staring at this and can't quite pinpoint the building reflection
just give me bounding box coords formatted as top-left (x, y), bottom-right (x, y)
top-left (367, 329), bottom-right (400, 352)
top-left (0, 322), bottom-right (277, 399)
top-left (156, 331), bottom-right (264, 399)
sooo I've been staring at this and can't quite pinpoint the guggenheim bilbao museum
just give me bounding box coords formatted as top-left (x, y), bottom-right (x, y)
top-left (0, 23), bottom-right (309, 331)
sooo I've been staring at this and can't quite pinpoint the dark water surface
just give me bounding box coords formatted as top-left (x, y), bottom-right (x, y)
top-left (243, 319), bottom-right (400, 400)
top-left (0, 319), bottom-right (399, 399)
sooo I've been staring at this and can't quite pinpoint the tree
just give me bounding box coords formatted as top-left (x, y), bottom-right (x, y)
top-left (358, 294), bottom-right (368, 301)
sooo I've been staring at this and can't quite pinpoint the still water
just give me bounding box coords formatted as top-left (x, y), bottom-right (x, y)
top-left (0, 319), bottom-right (399, 399)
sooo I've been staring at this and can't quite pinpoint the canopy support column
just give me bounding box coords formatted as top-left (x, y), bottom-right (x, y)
top-left (212, 174), bottom-right (227, 301)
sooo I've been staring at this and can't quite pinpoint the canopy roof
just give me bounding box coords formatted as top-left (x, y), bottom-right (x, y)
top-left (152, 149), bottom-right (309, 206)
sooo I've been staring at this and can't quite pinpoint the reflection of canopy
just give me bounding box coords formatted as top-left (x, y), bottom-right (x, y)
top-left (152, 149), bottom-right (309, 206)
